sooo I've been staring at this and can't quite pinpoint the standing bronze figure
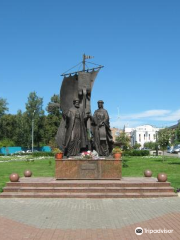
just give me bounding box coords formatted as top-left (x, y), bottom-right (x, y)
top-left (91, 100), bottom-right (113, 156)
top-left (63, 99), bottom-right (89, 157)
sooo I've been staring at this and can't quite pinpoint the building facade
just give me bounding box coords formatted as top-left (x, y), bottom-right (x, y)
top-left (125, 125), bottom-right (161, 148)
top-left (111, 128), bottom-right (123, 142)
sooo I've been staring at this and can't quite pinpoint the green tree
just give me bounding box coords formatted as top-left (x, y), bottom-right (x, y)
top-left (174, 124), bottom-right (180, 145)
top-left (0, 138), bottom-right (15, 147)
top-left (0, 109), bottom-right (29, 147)
top-left (26, 92), bottom-right (44, 118)
top-left (158, 128), bottom-right (171, 162)
top-left (25, 92), bottom-right (45, 147)
top-left (116, 132), bottom-right (130, 150)
top-left (133, 142), bottom-right (141, 149)
top-left (144, 141), bottom-right (157, 150)
top-left (13, 110), bottom-right (29, 147)
top-left (0, 98), bottom-right (8, 117)
top-left (0, 114), bottom-right (16, 141)
top-left (0, 93), bottom-right (62, 148)
top-left (44, 94), bottom-right (61, 146)
top-left (47, 94), bottom-right (61, 116)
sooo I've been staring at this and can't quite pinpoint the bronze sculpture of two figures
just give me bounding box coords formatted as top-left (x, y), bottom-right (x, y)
top-left (56, 65), bottom-right (113, 157)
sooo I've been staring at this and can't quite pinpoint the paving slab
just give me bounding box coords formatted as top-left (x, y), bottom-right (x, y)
top-left (0, 198), bottom-right (180, 239)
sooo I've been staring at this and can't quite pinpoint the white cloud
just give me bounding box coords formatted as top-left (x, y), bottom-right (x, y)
top-left (121, 110), bottom-right (171, 120)
top-left (153, 109), bottom-right (180, 121)
top-left (110, 120), bottom-right (143, 129)
top-left (110, 109), bottom-right (180, 129)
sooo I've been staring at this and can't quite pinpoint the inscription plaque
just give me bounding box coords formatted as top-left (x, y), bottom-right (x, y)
top-left (81, 164), bottom-right (96, 170)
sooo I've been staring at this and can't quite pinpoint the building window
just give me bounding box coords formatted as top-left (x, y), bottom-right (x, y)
top-left (144, 134), bottom-right (145, 140)
top-left (153, 134), bottom-right (156, 140)
top-left (149, 134), bottom-right (150, 140)
top-left (139, 134), bottom-right (141, 142)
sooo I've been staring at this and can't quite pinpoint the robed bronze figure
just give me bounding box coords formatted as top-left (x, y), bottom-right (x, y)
top-left (91, 100), bottom-right (113, 156)
top-left (63, 99), bottom-right (89, 157)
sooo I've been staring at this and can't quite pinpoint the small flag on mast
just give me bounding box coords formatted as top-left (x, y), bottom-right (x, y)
top-left (85, 55), bottom-right (94, 59)
top-left (82, 54), bottom-right (94, 70)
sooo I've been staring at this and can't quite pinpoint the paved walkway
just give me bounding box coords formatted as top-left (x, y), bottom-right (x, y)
top-left (0, 198), bottom-right (180, 240)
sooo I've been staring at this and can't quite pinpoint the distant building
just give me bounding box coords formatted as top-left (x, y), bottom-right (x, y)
top-left (124, 125), bottom-right (161, 148)
top-left (111, 128), bottom-right (123, 142)
top-left (123, 126), bottom-right (133, 138)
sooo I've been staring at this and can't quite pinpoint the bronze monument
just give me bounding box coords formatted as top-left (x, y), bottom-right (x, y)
top-left (56, 54), bottom-right (113, 157)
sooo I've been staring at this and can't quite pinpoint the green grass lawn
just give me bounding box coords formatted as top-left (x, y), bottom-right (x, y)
top-left (0, 157), bottom-right (55, 192)
top-left (0, 155), bottom-right (179, 192)
top-left (122, 155), bottom-right (180, 191)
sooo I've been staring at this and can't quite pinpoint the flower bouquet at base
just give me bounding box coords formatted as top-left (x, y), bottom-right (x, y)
top-left (80, 150), bottom-right (99, 160)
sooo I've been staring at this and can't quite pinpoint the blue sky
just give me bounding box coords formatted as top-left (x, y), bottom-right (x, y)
top-left (0, 0), bottom-right (180, 129)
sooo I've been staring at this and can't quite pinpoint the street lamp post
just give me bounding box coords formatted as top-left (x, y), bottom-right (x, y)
top-left (32, 110), bottom-right (35, 153)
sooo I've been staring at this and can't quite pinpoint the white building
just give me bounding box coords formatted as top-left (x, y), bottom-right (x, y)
top-left (125, 125), bottom-right (161, 148)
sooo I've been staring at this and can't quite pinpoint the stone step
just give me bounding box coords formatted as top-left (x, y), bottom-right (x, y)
top-left (1, 178), bottom-right (176, 198)
top-left (0, 192), bottom-right (177, 198)
top-left (6, 181), bottom-right (171, 188)
top-left (3, 186), bottom-right (175, 193)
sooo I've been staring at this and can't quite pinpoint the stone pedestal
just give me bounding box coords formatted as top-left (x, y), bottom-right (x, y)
top-left (55, 158), bottom-right (122, 179)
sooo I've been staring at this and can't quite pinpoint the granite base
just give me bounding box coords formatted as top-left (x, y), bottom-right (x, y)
top-left (55, 158), bottom-right (122, 180)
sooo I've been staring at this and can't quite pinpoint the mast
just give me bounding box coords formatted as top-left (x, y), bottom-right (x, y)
top-left (83, 54), bottom-right (86, 71)
top-left (61, 54), bottom-right (103, 76)
top-left (82, 54), bottom-right (94, 71)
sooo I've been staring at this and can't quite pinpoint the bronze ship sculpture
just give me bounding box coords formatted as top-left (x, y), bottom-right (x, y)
top-left (55, 54), bottom-right (113, 157)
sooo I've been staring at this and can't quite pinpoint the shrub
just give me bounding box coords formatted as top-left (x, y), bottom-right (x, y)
top-left (13, 152), bottom-right (29, 156)
top-left (144, 141), bottom-right (157, 150)
top-left (0, 139), bottom-right (16, 147)
top-left (123, 150), bottom-right (149, 156)
top-left (32, 152), bottom-right (54, 157)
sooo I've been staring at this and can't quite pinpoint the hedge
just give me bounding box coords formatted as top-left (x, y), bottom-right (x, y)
top-left (123, 150), bottom-right (150, 156)
top-left (32, 152), bottom-right (54, 157)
